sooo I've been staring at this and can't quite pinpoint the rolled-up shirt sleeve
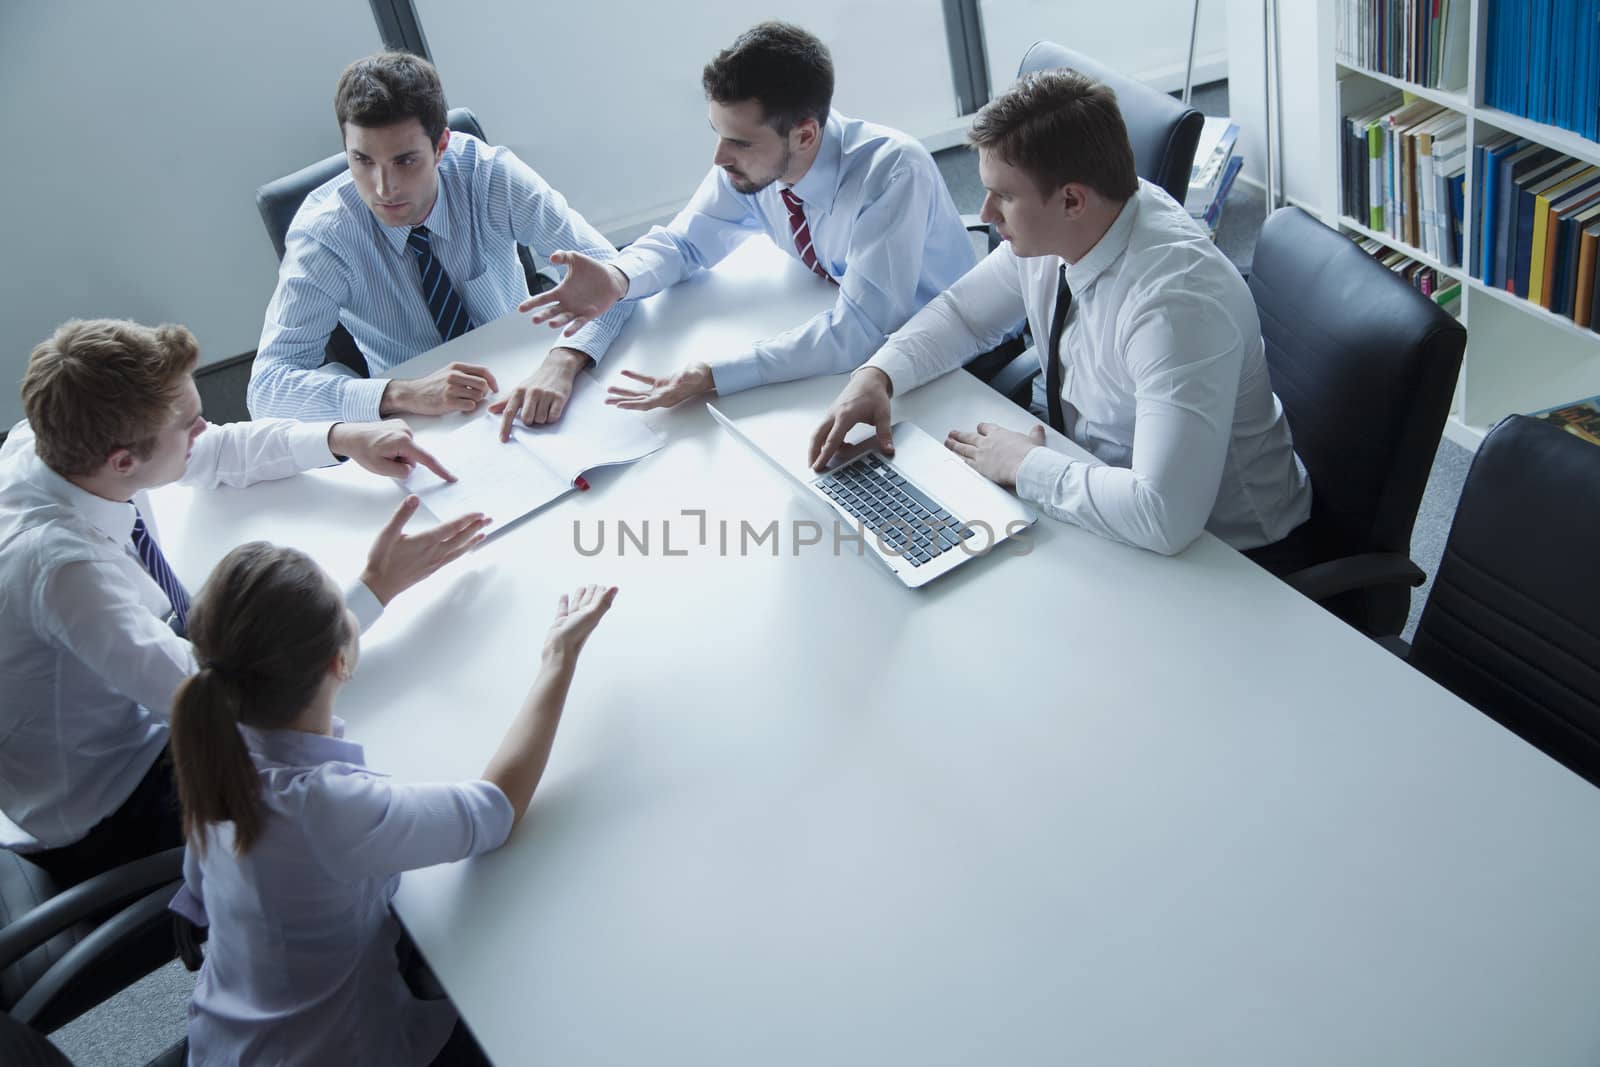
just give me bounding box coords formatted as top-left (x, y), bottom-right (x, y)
top-left (1014, 289), bottom-right (1244, 555)
top-left (306, 772), bottom-right (515, 882)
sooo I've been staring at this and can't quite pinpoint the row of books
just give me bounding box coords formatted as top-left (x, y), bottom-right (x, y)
top-left (1186, 118), bottom-right (1243, 240)
top-left (1339, 95), bottom-right (1466, 266)
top-left (1351, 235), bottom-right (1463, 312)
top-left (1533, 394), bottom-right (1600, 446)
top-left (1484, 0), bottom-right (1600, 142)
top-left (1474, 137), bottom-right (1600, 330)
top-left (1333, 0), bottom-right (1468, 91)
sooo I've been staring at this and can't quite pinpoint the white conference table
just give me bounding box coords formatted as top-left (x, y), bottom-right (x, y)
top-left (155, 239), bottom-right (1600, 1066)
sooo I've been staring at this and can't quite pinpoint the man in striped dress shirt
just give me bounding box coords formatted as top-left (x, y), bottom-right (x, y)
top-left (249, 52), bottom-right (632, 435)
top-left (1, 318), bottom-right (487, 885)
top-left (521, 22), bottom-right (975, 411)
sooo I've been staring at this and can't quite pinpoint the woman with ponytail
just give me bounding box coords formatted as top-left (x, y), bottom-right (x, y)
top-left (168, 542), bottom-right (616, 1066)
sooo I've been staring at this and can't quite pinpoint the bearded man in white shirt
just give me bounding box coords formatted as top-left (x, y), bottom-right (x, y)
top-left (0, 318), bottom-right (489, 885)
top-left (810, 70), bottom-right (1313, 561)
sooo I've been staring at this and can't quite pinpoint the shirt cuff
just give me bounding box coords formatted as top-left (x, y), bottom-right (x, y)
top-left (610, 251), bottom-right (664, 300)
top-left (345, 579), bottom-right (385, 633)
top-left (462, 780), bottom-right (516, 853)
top-left (1014, 445), bottom-right (1073, 506)
top-left (342, 377), bottom-right (389, 424)
top-left (290, 421), bottom-right (340, 470)
top-left (710, 350), bottom-right (763, 396)
top-left (866, 346), bottom-right (919, 398)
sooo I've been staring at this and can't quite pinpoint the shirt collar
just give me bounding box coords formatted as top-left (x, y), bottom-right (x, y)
top-left (377, 171), bottom-right (454, 256)
top-left (783, 111), bottom-right (843, 215)
top-left (1064, 181), bottom-right (1142, 293)
top-left (240, 718), bottom-right (367, 770)
top-left (18, 433), bottom-right (139, 544)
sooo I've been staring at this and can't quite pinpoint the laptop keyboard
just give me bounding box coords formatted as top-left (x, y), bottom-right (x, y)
top-left (815, 454), bottom-right (973, 567)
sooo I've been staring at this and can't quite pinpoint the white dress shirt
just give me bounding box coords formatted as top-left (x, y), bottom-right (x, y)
top-left (611, 111), bottom-right (975, 395)
top-left (250, 133), bottom-right (633, 422)
top-left (869, 179), bottom-right (1311, 555)
top-left (170, 720), bottom-right (513, 1067)
top-left (0, 420), bottom-right (381, 850)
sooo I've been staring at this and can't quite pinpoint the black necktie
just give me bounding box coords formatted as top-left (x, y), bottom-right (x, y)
top-left (406, 226), bottom-right (475, 343)
top-left (1044, 264), bottom-right (1073, 434)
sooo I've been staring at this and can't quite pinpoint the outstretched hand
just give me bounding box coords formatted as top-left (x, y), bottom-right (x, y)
top-left (518, 251), bottom-right (629, 336)
top-left (358, 496), bottom-right (491, 605)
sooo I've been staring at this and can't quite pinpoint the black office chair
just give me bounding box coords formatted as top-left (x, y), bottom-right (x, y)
top-left (1250, 207), bottom-right (1465, 636)
top-left (964, 42), bottom-right (1205, 399)
top-left (0, 847), bottom-right (183, 1034)
top-left (253, 107), bottom-right (550, 377)
top-left (1394, 415), bottom-right (1600, 785)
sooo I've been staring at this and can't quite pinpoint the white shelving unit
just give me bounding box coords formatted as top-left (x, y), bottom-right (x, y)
top-left (1320, 2), bottom-right (1600, 450)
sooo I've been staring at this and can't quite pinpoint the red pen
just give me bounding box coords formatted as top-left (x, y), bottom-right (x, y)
top-left (574, 477), bottom-right (590, 491)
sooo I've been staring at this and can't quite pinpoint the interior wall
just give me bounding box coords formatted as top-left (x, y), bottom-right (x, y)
top-left (0, 0), bottom-right (381, 427)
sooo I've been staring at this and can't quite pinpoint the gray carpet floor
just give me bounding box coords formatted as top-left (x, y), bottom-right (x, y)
top-left (54, 79), bottom-right (1469, 1066)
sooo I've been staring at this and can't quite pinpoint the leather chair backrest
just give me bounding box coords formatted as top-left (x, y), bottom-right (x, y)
top-left (1249, 207), bottom-right (1464, 567)
top-left (1017, 41), bottom-right (1205, 205)
top-left (255, 106), bottom-right (489, 262)
top-left (1408, 415), bottom-right (1600, 786)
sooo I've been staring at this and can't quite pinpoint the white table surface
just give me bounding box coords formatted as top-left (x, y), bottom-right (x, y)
top-left (154, 238), bottom-right (1600, 1066)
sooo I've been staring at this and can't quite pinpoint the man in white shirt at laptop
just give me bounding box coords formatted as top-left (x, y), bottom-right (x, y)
top-left (520, 21), bottom-right (975, 411)
top-left (809, 70), bottom-right (1312, 560)
top-left (0, 318), bottom-right (488, 885)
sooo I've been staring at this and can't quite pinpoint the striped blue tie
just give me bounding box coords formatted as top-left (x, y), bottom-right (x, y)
top-left (130, 505), bottom-right (190, 633)
top-left (406, 225), bottom-right (474, 343)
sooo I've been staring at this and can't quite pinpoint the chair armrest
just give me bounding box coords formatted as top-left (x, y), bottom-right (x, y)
top-left (0, 847), bottom-right (184, 972)
top-left (960, 214), bottom-right (1001, 255)
top-left (1373, 635), bottom-right (1411, 659)
top-left (990, 349), bottom-right (1040, 408)
top-left (10, 883), bottom-right (178, 1028)
top-left (1282, 552), bottom-right (1426, 603)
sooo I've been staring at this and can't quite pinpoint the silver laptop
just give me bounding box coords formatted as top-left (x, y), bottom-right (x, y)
top-left (707, 403), bottom-right (1036, 588)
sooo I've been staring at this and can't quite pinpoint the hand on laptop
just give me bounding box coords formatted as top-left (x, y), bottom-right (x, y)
top-left (944, 423), bottom-right (1045, 489)
top-left (329, 419), bottom-right (456, 482)
top-left (809, 367), bottom-right (895, 471)
top-left (520, 251), bottom-right (629, 336)
top-left (489, 348), bottom-right (590, 439)
top-left (603, 363), bottom-right (714, 411)
top-left (359, 495), bottom-right (492, 606)
top-left (380, 362), bottom-right (499, 417)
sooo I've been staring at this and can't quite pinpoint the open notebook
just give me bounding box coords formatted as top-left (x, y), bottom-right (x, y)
top-left (400, 371), bottom-right (664, 530)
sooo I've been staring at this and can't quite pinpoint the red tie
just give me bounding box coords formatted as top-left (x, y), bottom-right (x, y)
top-left (780, 188), bottom-right (836, 285)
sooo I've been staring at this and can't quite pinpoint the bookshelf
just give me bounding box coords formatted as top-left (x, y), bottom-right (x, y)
top-left (1321, 1), bottom-right (1600, 450)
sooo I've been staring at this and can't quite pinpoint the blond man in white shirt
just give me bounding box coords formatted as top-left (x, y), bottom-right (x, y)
top-left (0, 318), bottom-right (489, 885)
top-left (810, 71), bottom-right (1312, 559)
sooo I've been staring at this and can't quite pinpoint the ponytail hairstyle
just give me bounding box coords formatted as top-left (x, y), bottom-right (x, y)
top-left (169, 542), bottom-right (352, 856)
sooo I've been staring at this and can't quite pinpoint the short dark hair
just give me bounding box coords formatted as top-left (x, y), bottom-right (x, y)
top-left (702, 22), bottom-right (833, 134)
top-left (335, 51), bottom-right (448, 145)
top-left (968, 70), bottom-right (1138, 202)
top-left (22, 319), bottom-right (199, 477)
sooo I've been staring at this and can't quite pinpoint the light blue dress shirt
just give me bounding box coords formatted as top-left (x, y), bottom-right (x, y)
top-left (250, 133), bottom-right (633, 422)
top-left (610, 111), bottom-right (976, 395)
top-left (171, 720), bottom-right (513, 1066)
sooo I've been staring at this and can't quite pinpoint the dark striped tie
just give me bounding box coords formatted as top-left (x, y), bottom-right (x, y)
top-left (779, 188), bottom-right (837, 285)
top-left (406, 226), bottom-right (475, 343)
top-left (130, 505), bottom-right (190, 633)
